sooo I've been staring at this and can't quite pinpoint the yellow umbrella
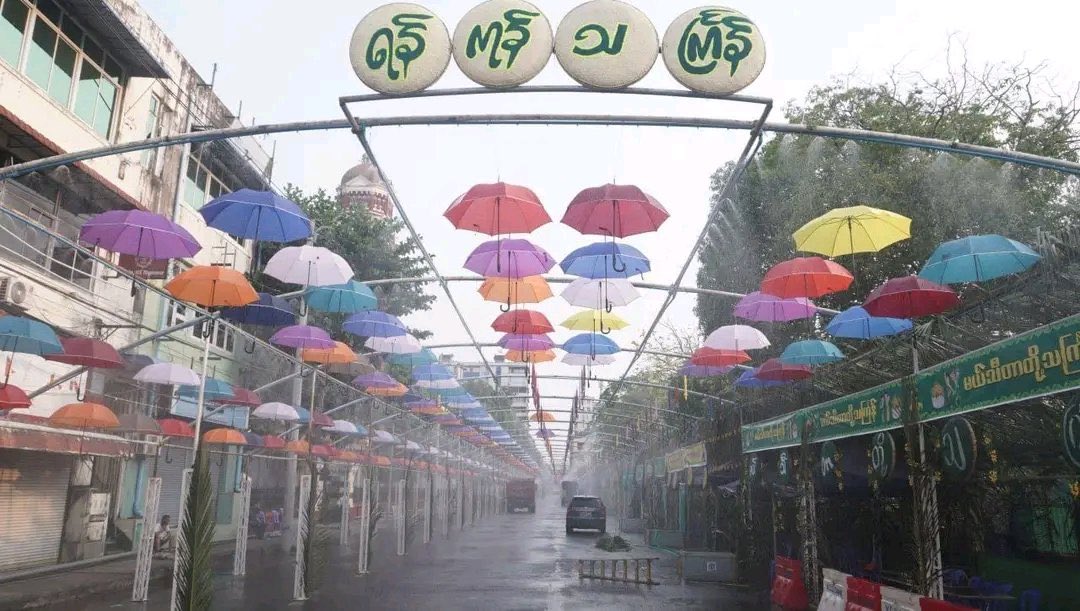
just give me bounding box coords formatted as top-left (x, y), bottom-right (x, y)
top-left (561, 309), bottom-right (630, 332)
top-left (792, 205), bottom-right (911, 257)
top-left (529, 411), bottom-right (556, 423)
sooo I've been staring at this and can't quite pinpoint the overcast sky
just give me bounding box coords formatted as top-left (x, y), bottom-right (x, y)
top-left (140, 0), bottom-right (1080, 459)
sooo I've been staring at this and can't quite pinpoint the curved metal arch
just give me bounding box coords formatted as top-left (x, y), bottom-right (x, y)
top-left (471, 394), bottom-right (701, 421)
top-left (452, 371), bottom-right (729, 406)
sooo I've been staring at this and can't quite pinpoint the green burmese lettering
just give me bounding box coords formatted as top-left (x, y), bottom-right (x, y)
top-left (365, 13), bottom-right (433, 81)
top-left (677, 9), bottom-right (754, 77)
top-left (572, 23), bottom-right (628, 56)
top-left (466, 9), bottom-right (540, 70)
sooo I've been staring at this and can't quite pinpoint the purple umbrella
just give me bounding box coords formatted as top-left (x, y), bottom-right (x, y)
top-left (679, 363), bottom-right (733, 378)
top-left (80, 210), bottom-right (201, 259)
top-left (464, 239), bottom-right (555, 278)
top-left (497, 333), bottom-right (555, 352)
top-left (353, 371), bottom-right (398, 388)
top-left (269, 324), bottom-right (335, 350)
top-left (733, 291), bottom-right (817, 322)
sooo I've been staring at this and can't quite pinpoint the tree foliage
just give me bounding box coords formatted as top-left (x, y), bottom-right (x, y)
top-left (175, 447), bottom-right (214, 611)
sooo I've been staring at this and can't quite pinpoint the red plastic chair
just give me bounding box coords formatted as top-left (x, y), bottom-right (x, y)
top-left (771, 556), bottom-right (809, 610)
top-left (846, 576), bottom-right (882, 611)
top-left (920, 598), bottom-right (976, 611)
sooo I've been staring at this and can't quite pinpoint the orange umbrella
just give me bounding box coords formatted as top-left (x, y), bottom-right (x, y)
top-left (506, 349), bottom-right (555, 363)
top-left (49, 402), bottom-right (120, 429)
top-left (529, 411), bottom-right (556, 422)
top-left (202, 427), bottom-right (247, 445)
top-left (366, 383), bottom-right (409, 397)
top-left (284, 439), bottom-right (311, 454)
top-left (300, 341), bottom-right (357, 365)
top-left (478, 276), bottom-right (552, 306)
top-left (372, 455), bottom-right (391, 467)
top-left (166, 265), bottom-right (258, 308)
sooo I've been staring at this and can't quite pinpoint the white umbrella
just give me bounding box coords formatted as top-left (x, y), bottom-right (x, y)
top-left (252, 401), bottom-right (301, 422)
top-left (561, 353), bottom-right (616, 366)
top-left (327, 419), bottom-right (359, 434)
top-left (561, 278), bottom-right (640, 309)
top-left (398, 440), bottom-right (422, 452)
top-left (371, 429), bottom-right (398, 444)
top-left (264, 245), bottom-right (353, 287)
top-left (133, 362), bottom-right (200, 386)
top-left (703, 324), bottom-right (771, 351)
top-left (413, 378), bottom-right (460, 389)
top-left (364, 334), bottom-right (421, 354)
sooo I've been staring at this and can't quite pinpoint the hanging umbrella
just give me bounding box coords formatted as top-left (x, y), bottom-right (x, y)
top-left (0, 316), bottom-right (63, 357)
top-left (561, 310), bottom-right (630, 333)
top-left (793, 205), bottom-right (912, 256)
top-left (444, 182), bottom-right (550, 235)
top-left (49, 402), bottom-right (120, 429)
top-left (165, 265), bottom-right (258, 308)
top-left (506, 349), bottom-right (556, 363)
top-left (0, 384), bottom-right (31, 409)
top-left (704, 325), bottom-right (770, 351)
top-left (760, 257), bottom-right (854, 298)
top-left (733, 292), bottom-right (817, 323)
top-left (491, 310), bottom-right (553, 335)
top-left (388, 349), bottom-right (438, 367)
top-left (80, 210), bottom-right (201, 259)
top-left (561, 353), bottom-right (616, 366)
top-left (326, 419), bottom-right (359, 435)
top-left (414, 378), bottom-right (460, 389)
top-left (535, 429), bottom-right (557, 439)
top-left (689, 347), bottom-right (751, 367)
top-left (679, 363), bottom-right (733, 377)
top-left (780, 340), bottom-right (845, 367)
top-left (824, 306), bottom-right (913, 340)
top-left (264, 245), bottom-right (353, 287)
top-left (735, 368), bottom-right (784, 389)
top-left (863, 276), bottom-right (960, 319)
top-left (562, 333), bottom-right (620, 356)
top-left (562, 184), bottom-right (669, 237)
top-left (529, 412), bottom-right (556, 422)
top-left (242, 432), bottom-right (264, 447)
top-left (310, 444), bottom-right (334, 459)
top-left (134, 362), bottom-right (200, 386)
top-left (116, 413), bottom-right (162, 435)
top-left (157, 418), bottom-right (195, 438)
top-left (220, 293), bottom-right (296, 327)
top-left (295, 408), bottom-right (332, 428)
top-left (212, 387), bottom-right (261, 408)
top-left (411, 365), bottom-right (454, 382)
top-left (405, 396), bottom-right (438, 409)
top-left (365, 335), bottom-right (421, 354)
top-left (343, 311), bottom-right (407, 338)
top-left (368, 383), bottom-right (409, 397)
top-left (178, 378), bottom-right (234, 402)
top-left (262, 435), bottom-right (286, 449)
top-left (464, 239), bottom-right (555, 278)
top-left (252, 402), bottom-right (301, 422)
top-left (371, 430), bottom-right (399, 444)
top-left (300, 341), bottom-right (357, 365)
top-left (756, 358), bottom-right (813, 382)
top-left (561, 278), bottom-right (640, 310)
top-left (44, 337), bottom-right (124, 369)
top-left (560, 242), bottom-right (651, 278)
top-left (498, 333), bottom-right (554, 352)
top-left (269, 324), bottom-right (336, 350)
top-left (306, 280), bottom-right (378, 314)
top-left (285, 439), bottom-right (311, 453)
top-left (203, 427), bottom-right (248, 445)
top-left (199, 189), bottom-right (312, 243)
top-left (353, 371), bottom-right (399, 389)
top-left (479, 276), bottom-right (553, 309)
top-left (919, 234), bottom-right (1041, 284)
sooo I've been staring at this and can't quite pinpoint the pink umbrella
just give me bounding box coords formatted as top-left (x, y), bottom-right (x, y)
top-left (497, 333), bottom-right (554, 352)
top-left (562, 184), bottom-right (670, 237)
top-left (704, 325), bottom-right (770, 351)
top-left (733, 292), bottom-right (817, 322)
top-left (269, 325), bottom-right (335, 350)
top-left (352, 371), bottom-right (398, 389)
top-left (464, 239), bottom-right (555, 278)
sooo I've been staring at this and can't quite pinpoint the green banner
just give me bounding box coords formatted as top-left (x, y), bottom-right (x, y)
top-left (742, 313), bottom-right (1080, 453)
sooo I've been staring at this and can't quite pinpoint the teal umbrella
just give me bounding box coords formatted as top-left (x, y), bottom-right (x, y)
top-left (0, 316), bottom-right (63, 356)
top-left (388, 349), bottom-right (437, 367)
top-left (179, 378), bottom-right (234, 402)
top-left (306, 281), bottom-right (377, 313)
top-left (780, 340), bottom-right (844, 367)
top-left (919, 234), bottom-right (1040, 284)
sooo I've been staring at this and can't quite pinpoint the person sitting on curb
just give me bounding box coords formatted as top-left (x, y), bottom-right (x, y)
top-left (153, 514), bottom-right (175, 558)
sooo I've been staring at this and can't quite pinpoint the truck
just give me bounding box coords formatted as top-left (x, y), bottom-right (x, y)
top-left (505, 479), bottom-right (536, 513)
top-left (560, 480), bottom-right (579, 507)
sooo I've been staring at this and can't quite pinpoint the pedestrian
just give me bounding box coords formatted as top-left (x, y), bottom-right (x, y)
top-left (251, 504), bottom-right (266, 539)
top-left (153, 514), bottom-right (174, 557)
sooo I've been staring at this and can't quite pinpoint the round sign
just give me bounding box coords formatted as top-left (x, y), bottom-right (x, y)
top-left (1064, 401), bottom-right (1080, 470)
top-left (940, 417), bottom-right (977, 481)
top-left (819, 441), bottom-right (840, 490)
top-left (554, 0), bottom-right (659, 89)
top-left (349, 3), bottom-right (452, 94)
top-left (452, 0), bottom-right (552, 88)
top-left (868, 431), bottom-right (896, 483)
top-left (661, 6), bottom-right (766, 95)
top-left (775, 449), bottom-right (792, 486)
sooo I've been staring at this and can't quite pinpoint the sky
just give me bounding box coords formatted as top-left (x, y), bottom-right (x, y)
top-left (139, 0), bottom-right (1080, 462)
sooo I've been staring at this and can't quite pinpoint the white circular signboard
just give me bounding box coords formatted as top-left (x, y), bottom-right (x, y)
top-left (662, 6), bottom-right (766, 95)
top-left (453, 0), bottom-right (553, 89)
top-left (349, 3), bottom-right (451, 94)
top-left (554, 0), bottom-right (658, 90)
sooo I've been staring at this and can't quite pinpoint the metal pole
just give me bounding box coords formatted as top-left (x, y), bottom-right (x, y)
top-left (233, 475), bottom-right (252, 576)
top-left (357, 477), bottom-right (370, 574)
top-left (293, 474), bottom-right (311, 600)
top-left (131, 477), bottom-right (161, 602)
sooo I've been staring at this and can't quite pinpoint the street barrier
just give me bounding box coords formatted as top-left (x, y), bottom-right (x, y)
top-left (577, 557), bottom-right (659, 586)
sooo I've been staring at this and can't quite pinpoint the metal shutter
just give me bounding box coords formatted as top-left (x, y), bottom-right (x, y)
top-left (154, 447), bottom-right (191, 523)
top-left (0, 450), bottom-right (71, 571)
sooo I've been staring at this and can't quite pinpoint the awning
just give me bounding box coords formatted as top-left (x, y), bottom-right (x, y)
top-left (0, 417), bottom-right (137, 458)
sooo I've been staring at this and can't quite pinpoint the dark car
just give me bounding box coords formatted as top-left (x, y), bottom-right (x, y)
top-left (565, 496), bottom-right (606, 534)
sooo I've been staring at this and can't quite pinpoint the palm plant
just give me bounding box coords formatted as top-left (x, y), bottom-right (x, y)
top-left (175, 447), bottom-right (214, 610)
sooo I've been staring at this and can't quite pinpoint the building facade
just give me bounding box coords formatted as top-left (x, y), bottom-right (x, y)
top-left (336, 156), bottom-right (392, 218)
top-left (443, 353), bottom-right (530, 411)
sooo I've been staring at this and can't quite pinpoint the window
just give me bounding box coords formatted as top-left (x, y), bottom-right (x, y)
top-left (168, 302), bottom-right (236, 353)
top-left (182, 151), bottom-right (235, 209)
top-left (141, 94), bottom-right (163, 170)
top-left (0, 0), bottom-right (29, 67)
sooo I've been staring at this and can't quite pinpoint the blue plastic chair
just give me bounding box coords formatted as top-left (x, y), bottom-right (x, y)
top-left (942, 568), bottom-right (968, 587)
top-left (1019, 589), bottom-right (1042, 611)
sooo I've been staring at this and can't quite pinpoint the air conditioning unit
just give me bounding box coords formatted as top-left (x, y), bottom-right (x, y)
top-left (0, 277), bottom-right (32, 311)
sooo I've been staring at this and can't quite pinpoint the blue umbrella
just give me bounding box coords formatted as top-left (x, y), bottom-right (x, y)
top-left (563, 333), bottom-right (620, 356)
top-left (919, 234), bottom-right (1040, 284)
top-left (199, 189), bottom-right (312, 243)
top-left (825, 306), bottom-right (912, 340)
top-left (780, 340), bottom-right (845, 367)
top-left (560, 241), bottom-right (650, 278)
top-left (0, 316), bottom-right (63, 356)
top-left (343, 311), bottom-right (407, 338)
top-left (306, 281), bottom-right (378, 314)
top-left (442, 392), bottom-right (477, 405)
top-left (388, 349), bottom-right (437, 367)
top-left (220, 292), bottom-right (296, 327)
top-left (242, 431), bottom-right (264, 447)
top-left (412, 365), bottom-right (454, 381)
top-left (735, 368), bottom-right (784, 389)
top-left (179, 377), bottom-right (234, 402)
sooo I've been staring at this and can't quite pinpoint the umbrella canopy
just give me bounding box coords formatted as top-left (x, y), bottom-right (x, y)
top-left (864, 276), bottom-right (960, 319)
top-left (343, 311), bottom-right (407, 338)
top-left (252, 402), bottom-right (301, 422)
top-left (690, 347), bottom-right (751, 367)
top-left (134, 362), bottom-right (200, 386)
top-left (506, 349), bottom-right (555, 363)
top-left (203, 428), bottom-right (247, 445)
top-left (756, 358), bottom-right (813, 382)
top-left (388, 349), bottom-right (438, 367)
top-left (414, 378), bottom-right (460, 389)
top-left (464, 239), bottom-right (555, 278)
top-left (178, 378), bottom-right (234, 402)
top-left (43, 337), bottom-right (124, 369)
top-left (371, 429), bottom-right (398, 444)
top-left (733, 292), bottom-right (817, 323)
top-left (563, 333), bottom-right (620, 356)
top-left (562, 184), bottom-right (669, 237)
top-left (116, 413), bottom-right (162, 434)
top-left (328, 419), bottom-right (367, 436)
top-left (284, 439), bottom-right (311, 454)
top-left (411, 364), bottom-right (454, 381)
top-left (300, 341), bottom-right (357, 365)
top-left (367, 383), bottom-right (409, 397)
top-left (679, 363), bottom-right (733, 377)
top-left (491, 310), bottom-right (553, 334)
top-left (780, 340), bottom-right (845, 367)
top-left (919, 234), bottom-right (1041, 284)
top-left (561, 310), bottom-right (630, 332)
top-left (0, 384), bottom-right (31, 409)
top-left (704, 325), bottom-right (770, 351)
top-left (261, 435), bottom-right (286, 449)
top-left (293, 407), bottom-right (332, 428)
top-left (212, 387), bottom-right (261, 408)
top-left (365, 335), bottom-right (421, 354)
top-left (199, 189), bottom-right (312, 243)
top-left (561, 353), bottom-right (616, 366)
top-left (735, 368), bottom-right (784, 389)
top-left (80, 210), bottom-right (201, 259)
top-left (353, 371), bottom-right (399, 389)
top-left (760, 257), bottom-right (854, 298)
top-left (306, 280), bottom-right (378, 314)
top-left (478, 276), bottom-right (553, 306)
top-left (0, 316), bottom-right (63, 356)
top-left (270, 325), bottom-right (336, 350)
top-left (242, 432), bottom-right (264, 447)
top-left (561, 278), bottom-right (640, 309)
top-left (444, 182), bottom-right (550, 235)
top-left (824, 306), bottom-right (913, 340)
top-left (264, 245), bottom-right (353, 287)
top-left (310, 444), bottom-right (333, 458)
top-left (165, 266), bottom-right (258, 308)
top-left (49, 402), bottom-right (119, 429)
top-left (535, 429), bottom-right (557, 439)
top-left (560, 241), bottom-right (651, 280)
top-left (220, 293), bottom-right (296, 327)
top-left (157, 418), bottom-right (195, 437)
top-left (529, 411), bottom-right (556, 422)
top-left (793, 205), bottom-right (912, 256)
top-left (498, 333), bottom-right (554, 352)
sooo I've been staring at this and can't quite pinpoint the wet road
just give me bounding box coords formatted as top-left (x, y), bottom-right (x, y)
top-left (81, 495), bottom-right (751, 610)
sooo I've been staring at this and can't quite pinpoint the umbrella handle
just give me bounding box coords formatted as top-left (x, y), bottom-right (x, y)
top-left (500, 300), bottom-right (512, 313)
top-left (605, 300), bottom-right (613, 314)
top-left (600, 323), bottom-right (612, 335)
top-left (244, 338), bottom-right (256, 354)
top-left (611, 255), bottom-right (626, 274)
top-left (164, 446), bottom-right (173, 464)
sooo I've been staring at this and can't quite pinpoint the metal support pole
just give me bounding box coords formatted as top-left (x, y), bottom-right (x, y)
top-left (396, 479), bottom-right (406, 556)
top-left (233, 475), bottom-right (251, 576)
top-left (132, 477), bottom-right (161, 602)
top-left (357, 477), bottom-right (370, 574)
top-left (293, 474), bottom-right (311, 601)
top-left (340, 466), bottom-right (355, 546)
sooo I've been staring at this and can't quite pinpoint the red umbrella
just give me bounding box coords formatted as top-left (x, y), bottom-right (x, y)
top-left (561, 184), bottom-right (670, 237)
top-left (444, 183), bottom-right (550, 235)
top-left (491, 310), bottom-right (554, 334)
top-left (0, 384), bottom-right (30, 409)
top-left (213, 387), bottom-right (261, 408)
top-left (311, 412), bottom-right (334, 428)
top-left (760, 257), bottom-right (853, 299)
top-left (756, 358), bottom-right (813, 382)
top-left (44, 337), bottom-right (124, 369)
top-left (157, 418), bottom-right (194, 438)
top-left (310, 444), bottom-right (333, 458)
top-left (690, 347), bottom-right (751, 367)
top-left (261, 435), bottom-right (286, 449)
top-left (864, 276), bottom-right (960, 318)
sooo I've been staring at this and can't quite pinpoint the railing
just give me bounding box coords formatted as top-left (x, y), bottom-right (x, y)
top-left (577, 557), bottom-right (659, 585)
